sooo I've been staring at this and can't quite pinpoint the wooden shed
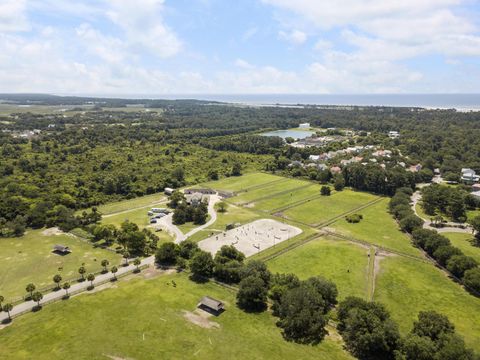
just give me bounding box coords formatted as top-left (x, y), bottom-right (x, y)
top-left (53, 244), bottom-right (71, 254)
top-left (198, 296), bottom-right (224, 314)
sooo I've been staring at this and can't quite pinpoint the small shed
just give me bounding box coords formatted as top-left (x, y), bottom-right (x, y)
top-left (198, 296), bottom-right (225, 314)
top-left (164, 187), bottom-right (174, 195)
top-left (53, 244), bottom-right (71, 254)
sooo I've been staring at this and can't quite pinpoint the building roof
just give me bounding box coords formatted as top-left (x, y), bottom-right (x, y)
top-left (198, 296), bottom-right (224, 311)
top-left (53, 244), bottom-right (71, 253)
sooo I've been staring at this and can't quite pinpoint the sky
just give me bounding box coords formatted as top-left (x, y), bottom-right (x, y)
top-left (0, 0), bottom-right (480, 95)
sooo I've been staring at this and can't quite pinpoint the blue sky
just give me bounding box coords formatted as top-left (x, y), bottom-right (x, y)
top-left (0, 0), bottom-right (479, 94)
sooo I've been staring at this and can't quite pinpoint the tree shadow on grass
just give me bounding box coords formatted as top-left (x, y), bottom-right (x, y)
top-left (32, 305), bottom-right (42, 312)
top-left (189, 274), bottom-right (209, 284)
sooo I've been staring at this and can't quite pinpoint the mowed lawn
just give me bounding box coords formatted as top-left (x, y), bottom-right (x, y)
top-left (202, 172), bottom-right (284, 193)
top-left (443, 232), bottom-right (480, 263)
top-left (101, 204), bottom-right (157, 229)
top-left (267, 237), bottom-right (369, 300)
top-left (0, 229), bottom-right (122, 301)
top-left (230, 178), bottom-right (312, 205)
top-left (0, 273), bottom-right (353, 360)
top-left (331, 199), bottom-right (421, 256)
top-left (283, 190), bottom-right (378, 226)
top-left (254, 184), bottom-right (322, 212)
top-left (96, 193), bottom-right (167, 215)
top-left (374, 256), bottom-right (480, 351)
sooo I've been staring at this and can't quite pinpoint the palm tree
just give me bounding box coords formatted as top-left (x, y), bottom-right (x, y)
top-left (87, 273), bottom-right (95, 288)
top-left (111, 266), bottom-right (118, 280)
top-left (62, 282), bottom-right (71, 297)
top-left (31, 291), bottom-right (43, 308)
top-left (53, 274), bottom-right (62, 290)
top-left (101, 259), bottom-right (110, 273)
top-left (123, 251), bottom-right (130, 266)
top-left (25, 283), bottom-right (36, 300)
top-left (133, 258), bottom-right (141, 272)
top-left (78, 266), bottom-right (86, 281)
top-left (3, 303), bottom-right (13, 321)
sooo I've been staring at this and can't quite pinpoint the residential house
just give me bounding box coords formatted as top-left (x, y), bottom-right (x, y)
top-left (461, 168), bottom-right (480, 183)
top-left (388, 131), bottom-right (400, 139)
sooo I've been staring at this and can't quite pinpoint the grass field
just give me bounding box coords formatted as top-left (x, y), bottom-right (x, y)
top-left (267, 237), bottom-right (369, 300)
top-left (254, 184), bottom-right (322, 212)
top-left (201, 173), bottom-right (284, 193)
top-left (374, 256), bottom-right (480, 351)
top-left (230, 178), bottom-right (312, 205)
top-left (96, 193), bottom-right (167, 215)
top-left (282, 190), bottom-right (378, 226)
top-left (0, 230), bottom-right (122, 301)
top-left (101, 204), bottom-right (154, 229)
top-left (331, 199), bottom-right (421, 256)
top-left (443, 232), bottom-right (480, 263)
top-left (0, 272), bottom-right (352, 360)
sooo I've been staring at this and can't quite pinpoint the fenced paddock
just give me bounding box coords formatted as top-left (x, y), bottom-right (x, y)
top-left (198, 219), bottom-right (302, 257)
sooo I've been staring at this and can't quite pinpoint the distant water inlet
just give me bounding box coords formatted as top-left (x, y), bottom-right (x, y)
top-left (261, 129), bottom-right (314, 140)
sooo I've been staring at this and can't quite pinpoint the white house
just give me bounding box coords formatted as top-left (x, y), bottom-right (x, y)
top-left (461, 168), bottom-right (480, 183)
top-left (299, 123), bottom-right (311, 129)
top-left (388, 131), bottom-right (400, 139)
top-left (309, 155), bottom-right (320, 162)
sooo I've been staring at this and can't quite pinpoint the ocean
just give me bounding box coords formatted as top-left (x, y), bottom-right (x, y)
top-left (169, 94), bottom-right (480, 111)
top-left (74, 93), bottom-right (480, 111)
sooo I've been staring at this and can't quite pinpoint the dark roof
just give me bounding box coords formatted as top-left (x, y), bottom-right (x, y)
top-left (185, 188), bottom-right (216, 195)
top-left (198, 296), bottom-right (224, 311)
top-left (53, 244), bottom-right (71, 252)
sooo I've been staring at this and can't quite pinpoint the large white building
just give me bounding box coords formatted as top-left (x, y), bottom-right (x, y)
top-left (299, 123), bottom-right (311, 129)
top-left (461, 168), bottom-right (480, 183)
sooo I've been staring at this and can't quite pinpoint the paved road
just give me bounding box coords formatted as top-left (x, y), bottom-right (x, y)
top-left (1, 194), bottom-right (223, 323)
top-left (153, 195), bottom-right (221, 243)
top-left (412, 190), bottom-right (473, 234)
top-left (0, 256), bottom-right (155, 323)
top-left (180, 195), bottom-right (222, 242)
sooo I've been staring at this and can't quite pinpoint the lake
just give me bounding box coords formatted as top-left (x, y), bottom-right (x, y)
top-left (261, 129), bottom-right (314, 140)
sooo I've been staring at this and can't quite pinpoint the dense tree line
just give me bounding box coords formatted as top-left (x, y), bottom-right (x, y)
top-left (338, 297), bottom-right (478, 360)
top-left (389, 188), bottom-right (480, 295)
top-left (421, 184), bottom-right (480, 223)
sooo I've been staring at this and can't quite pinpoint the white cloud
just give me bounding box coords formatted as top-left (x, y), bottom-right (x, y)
top-left (105, 0), bottom-right (182, 58)
top-left (0, 0), bottom-right (29, 32)
top-left (234, 59), bottom-right (255, 69)
top-left (279, 29), bottom-right (307, 45)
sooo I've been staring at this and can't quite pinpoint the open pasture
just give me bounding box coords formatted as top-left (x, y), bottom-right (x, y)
top-left (443, 232), bottom-right (480, 263)
top-left (201, 172), bottom-right (284, 193)
top-left (282, 190), bottom-right (378, 226)
top-left (96, 193), bottom-right (167, 215)
top-left (374, 256), bottom-right (480, 351)
top-left (0, 229), bottom-right (121, 301)
top-left (254, 184), bottom-right (323, 212)
top-left (0, 272), bottom-right (352, 360)
top-left (229, 178), bottom-right (313, 205)
top-left (198, 219), bottom-right (302, 257)
top-left (267, 237), bottom-right (369, 300)
top-left (330, 198), bottom-right (421, 256)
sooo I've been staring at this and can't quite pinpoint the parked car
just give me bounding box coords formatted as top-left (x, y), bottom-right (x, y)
top-left (155, 213), bottom-right (166, 219)
top-left (150, 219), bottom-right (157, 224)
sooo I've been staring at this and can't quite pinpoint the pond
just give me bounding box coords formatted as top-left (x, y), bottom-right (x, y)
top-left (261, 129), bottom-right (314, 140)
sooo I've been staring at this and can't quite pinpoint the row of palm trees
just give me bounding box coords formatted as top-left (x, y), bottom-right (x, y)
top-left (1, 257), bottom-right (143, 323)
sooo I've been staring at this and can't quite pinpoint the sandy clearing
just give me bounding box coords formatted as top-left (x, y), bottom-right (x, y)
top-left (198, 219), bottom-right (302, 257)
